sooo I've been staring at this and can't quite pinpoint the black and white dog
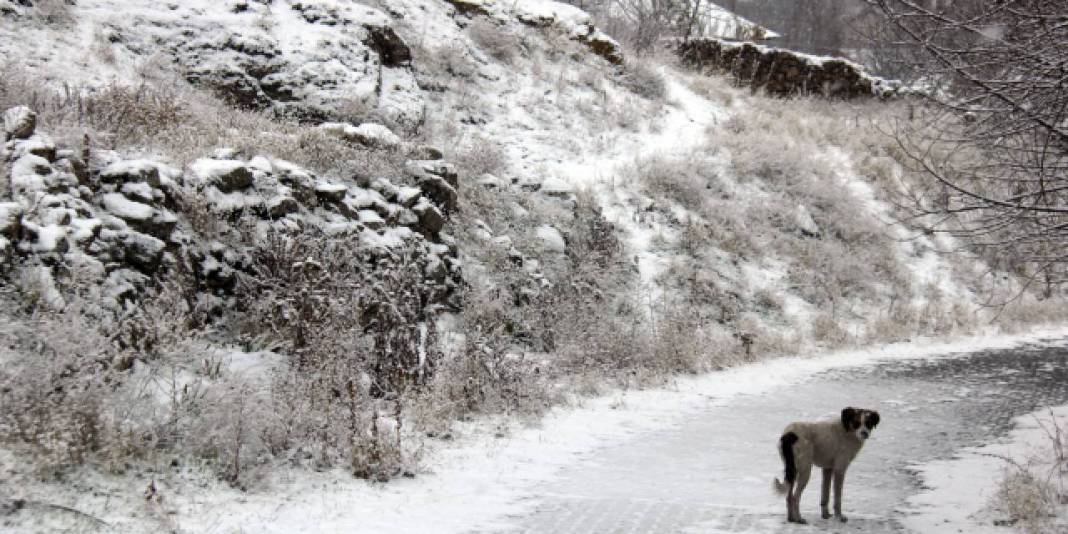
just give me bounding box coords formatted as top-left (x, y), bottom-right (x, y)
top-left (773, 407), bottom-right (880, 524)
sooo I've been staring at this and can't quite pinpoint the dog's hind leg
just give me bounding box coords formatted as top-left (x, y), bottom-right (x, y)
top-left (790, 465), bottom-right (811, 524)
top-left (779, 432), bottom-right (801, 523)
top-left (820, 468), bottom-right (833, 519)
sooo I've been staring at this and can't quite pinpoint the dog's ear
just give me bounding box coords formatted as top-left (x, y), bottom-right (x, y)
top-left (841, 407), bottom-right (858, 430)
top-left (867, 411), bottom-right (880, 429)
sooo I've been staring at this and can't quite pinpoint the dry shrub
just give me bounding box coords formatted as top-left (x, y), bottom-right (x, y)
top-left (628, 154), bottom-right (713, 213)
top-left (618, 58), bottom-right (667, 101)
top-left (233, 226), bottom-right (438, 480)
top-left (0, 63), bottom-right (407, 178)
top-left (451, 133), bottom-right (507, 178)
top-left (811, 313), bottom-right (851, 346)
top-left (994, 467), bottom-right (1056, 533)
top-left (32, 0), bottom-right (75, 26)
top-left (467, 19), bottom-right (521, 64)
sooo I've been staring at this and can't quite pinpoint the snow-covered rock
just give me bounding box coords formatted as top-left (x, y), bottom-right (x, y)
top-left (100, 159), bottom-right (164, 187)
top-left (535, 224), bottom-right (566, 253)
top-left (2, 106), bottom-right (36, 141)
top-left (320, 122), bottom-right (402, 149)
top-left (513, 0), bottom-right (623, 65)
top-left (794, 205), bottom-right (820, 237)
top-left (188, 158), bottom-right (254, 192)
top-left (678, 38), bottom-right (906, 99)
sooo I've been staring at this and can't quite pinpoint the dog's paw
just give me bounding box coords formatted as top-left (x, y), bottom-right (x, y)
top-left (821, 510), bottom-right (831, 519)
top-left (835, 514), bottom-right (848, 523)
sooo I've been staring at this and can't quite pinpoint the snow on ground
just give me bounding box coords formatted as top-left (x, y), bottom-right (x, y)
top-left (7, 327), bottom-right (1068, 533)
top-left (904, 404), bottom-right (1068, 533)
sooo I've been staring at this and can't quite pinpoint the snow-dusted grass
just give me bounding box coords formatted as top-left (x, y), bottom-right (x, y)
top-left (0, 63), bottom-right (408, 179)
top-left (905, 404), bottom-right (1068, 534)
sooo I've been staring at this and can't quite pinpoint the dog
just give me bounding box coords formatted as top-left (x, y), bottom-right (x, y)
top-left (773, 407), bottom-right (880, 524)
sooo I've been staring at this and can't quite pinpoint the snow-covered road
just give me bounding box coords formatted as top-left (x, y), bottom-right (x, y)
top-left (490, 332), bottom-right (1068, 533)
top-left (9, 330), bottom-right (1068, 533)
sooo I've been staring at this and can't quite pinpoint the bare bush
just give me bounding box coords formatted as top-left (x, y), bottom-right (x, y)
top-left (234, 226), bottom-right (439, 479)
top-left (618, 59), bottom-right (668, 101)
top-left (628, 154), bottom-right (712, 212)
top-left (32, 0), bottom-right (75, 26)
top-left (0, 64), bottom-right (407, 178)
top-left (467, 19), bottom-right (521, 65)
top-left (451, 134), bottom-right (508, 178)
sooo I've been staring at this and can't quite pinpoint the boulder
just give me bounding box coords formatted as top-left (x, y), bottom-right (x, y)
top-left (444, 0), bottom-right (493, 16)
top-left (119, 182), bottom-right (161, 204)
top-left (358, 209), bottom-right (386, 230)
top-left (417, 175), bottom-right (458, 214)
top-left (315, 181), bottom-right (348, 204)
top-left (101, 193), bottom-right (178, 240)
top-left (2, 106), bottom-right (36, 141)
top-left (409, 160), bottom-right (459, 188)
top-left (320, 122), bottom-right (401, 149)
top-left (535, 225), bottom-right (566, 253)
top-left (188, 158), bottom-right (255, 192)
top-left (119, 231), bottom-right (167, 273)
top-left (265, 195), bottom-right (300, 218)
top-left (19, 222), bottom-right (69, 255)
top-left (412, 198), bottom-right (446, 235)
top-left (100, 160), bottom-right (162, 187)
top-left (362, 24), bottom-right (411, 67)
top-left (794, 205), bottom-right (820, 237)
top-left (0, 202), bottom-right (23, 240)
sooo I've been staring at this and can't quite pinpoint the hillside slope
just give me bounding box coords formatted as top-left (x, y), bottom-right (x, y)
top-left (0, 1), bottom-right (1061, 532)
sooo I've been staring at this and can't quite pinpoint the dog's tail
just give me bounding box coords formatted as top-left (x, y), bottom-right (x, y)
top-left (773, 432), bottom-right (799, 495)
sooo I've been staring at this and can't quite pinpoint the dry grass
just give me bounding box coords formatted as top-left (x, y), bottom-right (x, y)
top-left (0, 63), bottom-right (408, 179)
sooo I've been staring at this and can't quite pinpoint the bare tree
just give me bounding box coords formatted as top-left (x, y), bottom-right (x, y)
top-left (868, 0), bottom-right (1068, 297)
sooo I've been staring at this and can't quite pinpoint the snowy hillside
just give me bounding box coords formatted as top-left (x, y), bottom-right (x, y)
top-left (1, 0), bottom-right (1063, 532)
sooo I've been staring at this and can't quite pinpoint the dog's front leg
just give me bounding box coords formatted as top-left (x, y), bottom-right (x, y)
top-left (820, 468), bottom-right (833, 519)
top-left (833, 470), bottom-right (848, 522)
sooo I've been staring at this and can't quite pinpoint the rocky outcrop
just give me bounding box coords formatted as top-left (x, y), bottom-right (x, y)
top-left (513, 1), bottom-right (624, 65)
top-left (0, 106), bottom-right (462, 311)
top-left (68, 1), bottom-right (427, 124)
top-left (677, 38), bottom-right (903, 99)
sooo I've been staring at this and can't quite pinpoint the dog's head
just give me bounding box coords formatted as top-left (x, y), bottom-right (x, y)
top-left (841, 407), bottom-right (880, 441)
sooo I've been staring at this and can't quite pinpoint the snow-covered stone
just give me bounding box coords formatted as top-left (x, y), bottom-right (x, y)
top-left (2, 106), bottom-right (36, 141)
top-left (101, 160), bottom-right (162, 187)
top-left (320, 122), bottom-right (401, 149)
top-left (19, 222), bottom-right (69, 255)
top-left (539, 176), bottom-right (574, 198)
top-left (265, 195), bottom-right (300, 218)
top-left (119, 182), bottom-right (160, 204)
top-left (315, 181), bottom-right (348, 203)
top-left (101, 193), bottom-right (177, 240)
top-left (188, 158), bottom-right (255, 192)
top-left (794, 205), bottom-right (820, 237)
top-left (102, 193), bottom-right (154, 222)
top-left (119, 231), bottom-right (167, 273)
top-left (412, 198), bottom-right (446, 235)
top-left (477, 173), bottom-right (504, 189)
top-left (535, 225), bottom-right (566, 253)
top-left (358, 209), bottom-right (386, 230)
top-left (512, 0), bottom-right (623, 64)
top-left (0, 202), bottom-right (23, 239)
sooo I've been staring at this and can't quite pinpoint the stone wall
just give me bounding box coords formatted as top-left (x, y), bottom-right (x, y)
top-left (677, 38), bottom-right (903, 99)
